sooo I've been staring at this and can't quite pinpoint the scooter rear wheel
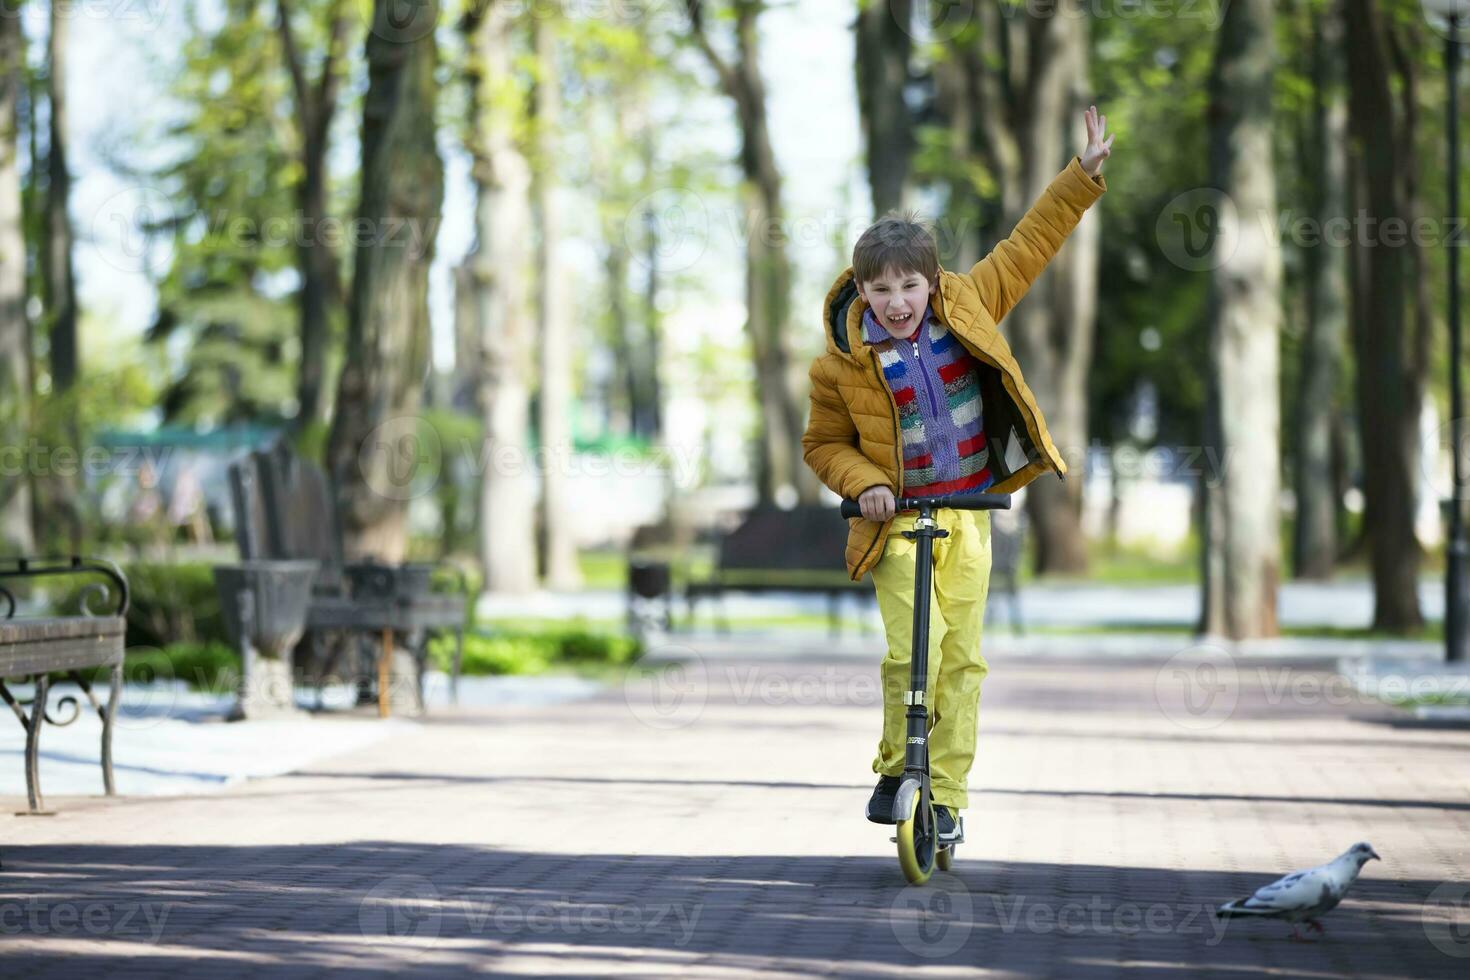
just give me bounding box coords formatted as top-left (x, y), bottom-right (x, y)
top-left (896, 800), bottom-right (938, 884)
top-left (936, 845), bottom-right (954, 871)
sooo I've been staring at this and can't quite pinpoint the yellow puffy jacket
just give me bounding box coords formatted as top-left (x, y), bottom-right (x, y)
top-left (802, 156), bottom-right (1106, 581)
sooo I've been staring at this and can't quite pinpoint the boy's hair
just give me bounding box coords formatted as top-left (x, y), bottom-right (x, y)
top-left (852, 212), bottom-right (939, 285)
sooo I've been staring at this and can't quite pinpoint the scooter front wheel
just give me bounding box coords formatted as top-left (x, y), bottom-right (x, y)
top-left (896, 801), bottom-right (938, 884)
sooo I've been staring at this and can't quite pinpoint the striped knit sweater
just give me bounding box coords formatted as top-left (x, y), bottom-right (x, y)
top-left (863, 308), bottom-right (993, 497)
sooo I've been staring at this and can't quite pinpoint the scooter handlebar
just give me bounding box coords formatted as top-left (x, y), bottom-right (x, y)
top-left (839, 491), bottom-right (1012, 520)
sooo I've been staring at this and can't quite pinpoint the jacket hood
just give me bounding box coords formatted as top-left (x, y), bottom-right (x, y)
top-left (822, 268), bottom-right (862, 358)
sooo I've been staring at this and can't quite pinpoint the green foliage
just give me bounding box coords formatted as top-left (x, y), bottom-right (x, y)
top-left (554, 626), bottom-right (640, 663)
top-left (125, 562), bottom-right (229, 648)
top-left (57, 561), bottom-right (228, 649)
top-left (557, 10), bottom-right (725, 445)
top-left (123, 642), bottom-right (241, 693)
top-left (1379, 691), bottom-right (1470, 708)
top-left (436, 633), bottom-right (553, 676)
top-left (290, 419), bottom-right (332, 468)
top-left (1075, 536), bottom-right (1200, 586)
top-left (429, 621), bottom-right (642, 676)
top-left (60, 641), bottom-right (239, 693)
top-left (420, 408), bottom-right (485, 450)
top-left (26, 341), bottom-right (165, 553)
top-left (576, 549), bottom-right (628, 591)
top-left (140, 0), bottom-right (341, 426)
top-left (1088, 15), bottom-right (1217, 449)
top-left (20, 330), bottom-right (158, 442)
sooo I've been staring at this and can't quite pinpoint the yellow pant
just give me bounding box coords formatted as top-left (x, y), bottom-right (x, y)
top-left (870, 508), bottom-right (991, 810)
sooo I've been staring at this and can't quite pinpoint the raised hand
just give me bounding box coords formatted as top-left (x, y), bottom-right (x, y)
top-left (1080, 105), bottom-right (1115, 177)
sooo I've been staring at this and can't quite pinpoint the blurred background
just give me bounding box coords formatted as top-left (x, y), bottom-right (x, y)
top-left (1, 0), bottom-right (1468, 683)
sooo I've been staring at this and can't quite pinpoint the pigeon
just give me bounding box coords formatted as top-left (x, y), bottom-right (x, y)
top-left (1215, 842), bottom-right (1381, 941)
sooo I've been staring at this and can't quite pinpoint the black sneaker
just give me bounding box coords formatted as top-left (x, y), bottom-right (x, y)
top-left (935, 805), bottom-right (960, 843)
top-left (866, 775), bottom-right (902, 824)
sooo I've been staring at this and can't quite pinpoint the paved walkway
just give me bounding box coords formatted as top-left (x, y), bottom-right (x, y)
top-left (2, 643), bottom-right (1468, 977)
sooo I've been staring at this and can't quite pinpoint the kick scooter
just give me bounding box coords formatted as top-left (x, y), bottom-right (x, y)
top-left (840, 490), bottom-right (1012, 884)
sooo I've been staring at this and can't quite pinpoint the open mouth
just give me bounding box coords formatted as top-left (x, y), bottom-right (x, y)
top-left (887, 313), bottom-right (912, 326)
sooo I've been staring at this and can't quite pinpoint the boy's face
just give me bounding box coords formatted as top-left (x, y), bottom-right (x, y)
top-left (857, 267), bottom-right (937, 340)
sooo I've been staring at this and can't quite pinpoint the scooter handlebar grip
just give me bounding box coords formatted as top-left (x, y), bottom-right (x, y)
top-left (904, 492), bottom-right (1012, 511)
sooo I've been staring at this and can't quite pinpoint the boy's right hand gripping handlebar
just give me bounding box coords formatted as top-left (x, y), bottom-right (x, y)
top-left (838, 492), bottom-right (1012, 519)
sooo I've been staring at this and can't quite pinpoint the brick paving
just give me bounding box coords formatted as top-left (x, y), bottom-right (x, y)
top-left (2, 645), bottom-right (1468, 978)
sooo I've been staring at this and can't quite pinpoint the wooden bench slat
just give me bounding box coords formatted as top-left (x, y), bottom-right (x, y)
top-left (0, 615), bottom-right (127, 646)
top-left (0, 636), bottom-right (126, 676)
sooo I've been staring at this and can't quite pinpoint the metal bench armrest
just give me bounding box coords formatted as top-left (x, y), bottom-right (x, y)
top-left (0, 557), bottom-right (131, 618)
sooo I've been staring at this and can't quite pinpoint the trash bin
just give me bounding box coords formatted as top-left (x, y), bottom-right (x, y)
top-left (214, 560), bottom-right (320, 720)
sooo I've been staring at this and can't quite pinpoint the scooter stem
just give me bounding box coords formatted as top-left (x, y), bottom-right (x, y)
top-left (902, 503), bottom-right (948, 778)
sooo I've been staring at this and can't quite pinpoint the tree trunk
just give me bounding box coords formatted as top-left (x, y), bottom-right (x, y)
top-left (1342, 0), bottom-right (1422, 631)
top-left (585, 77), bottom-right (660, 442)
top-left (42, 1), bottom-right (75, 392)
top-left (855, 0), bottom-right (913, 216)
top-left (1200, 0), bottom-right (1282, 639)
top-left (992, 2), bottom-right (1094, 575)
top-left (452, 258), bottom-right (480, 413)
top-left (688, 0), bottom-right (816, 506)
top-left (606, 240), bottom-right (635, 435)
top-left (0, 0), bottom-right (33, 553)
top-left (743, 173), bottom-right (809, 506)
top-left (38, 0), bottom-right (79, 552)
top-left (924, 3), bottom-right (1092, 570)
top-left (325, 0), bottom-right (444, 562)
top-left (637, 212), bottom-right (663, 440)
top-left (1331, 410), bottom-right (1353, 556)
top-left (586, 85), bottom-right (649, 440)
top-left (21, 24), bottom-right (37, 541)
top-left (532, 16), bottom-right (580, 590)
top-left (638, 116), bottom-right (664, 441)
top-left (1292, 1), bottom-right (1348, 580)
top-left (1030, 196), bottom-right (1097, 573)
top-left (276, 0), bottom-right (350, 429)
top-left (1387, 18), bottom-right (1433, 553)
top-left (466, 0), bottom-right (538, 593)
top-left (930, 33), bottom-right (989, 269)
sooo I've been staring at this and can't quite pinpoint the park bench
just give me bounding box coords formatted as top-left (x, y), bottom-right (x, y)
top-left (625, 520), bottom-right (697, 637)
top-left (683, 506), bottom-right (875, 637)
top-left (227, 441), bottom-right (467, 716)
top-left (0, 557), bottom-right (128, 815)
top-left (638, 504), bottom-right (1022, 639)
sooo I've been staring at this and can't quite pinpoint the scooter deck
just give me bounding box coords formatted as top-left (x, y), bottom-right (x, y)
top-left (890, 815), bottom-right (965, 846)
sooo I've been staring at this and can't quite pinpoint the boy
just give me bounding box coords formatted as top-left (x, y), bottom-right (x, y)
top-left (802, 106), bottom-right (1114, 839)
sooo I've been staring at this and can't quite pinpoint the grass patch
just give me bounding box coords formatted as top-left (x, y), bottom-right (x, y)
top-left (479, 615), bottom-right (625, 632)
top-left (580, 548), bottom-right (717, 590)
top-left (59, 641), bottom-right (241, 693)
top-left (679, 611), bottom-right (871, 631)
top-left (429, 619), bottom-right (641, 677)
top-left (577, 551), bottom-right (631, 590)
top-left (1040, 538), bottom-right (1197, 586)
top-left (1026, 623), bottom-right (1192, 637)
top-left (128, 642), bottom-right (241, 692)
top-left (1379, 691), bottom-right (1470, 708)
top-left (1023, 623), bottom-right (1445, 642)
top-left (1085, 549), bottom-right (1197, 585)
top-left (1279, 623), bottom-right (1443, 642)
